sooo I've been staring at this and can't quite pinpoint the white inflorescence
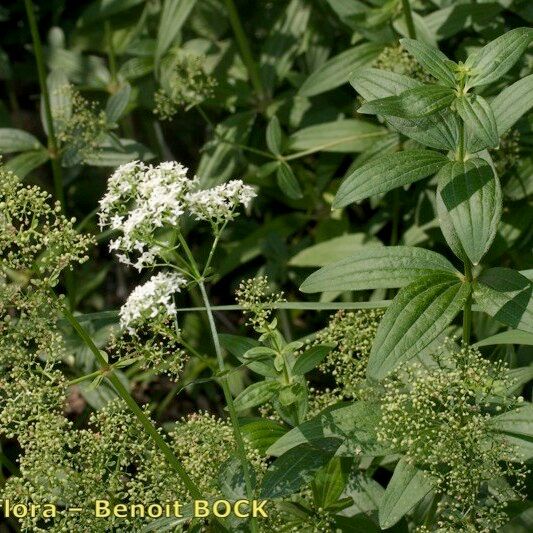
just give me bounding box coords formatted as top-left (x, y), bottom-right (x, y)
top-left (98, 161), bottom-right (256, 270)
top-left (119, 271), bottom-right (187, 332)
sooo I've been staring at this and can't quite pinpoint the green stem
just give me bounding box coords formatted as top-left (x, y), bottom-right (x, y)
top-left (198, 281), bottom-right (258, 533)
top-left (401, 0), bottom-right (417, 39)
top-left (68, 369), bottom-right (103, 386)
top-left (223, 0), bottom-right (265, 100)
top-left (463, 261), bottom-right (473, 344)
top-left (24, 0), bottom-right (65, 211)
top-left (56, 296), bottom-right (205, 501)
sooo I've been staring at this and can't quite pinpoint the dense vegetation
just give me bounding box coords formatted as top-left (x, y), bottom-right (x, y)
top-left (0, 0), bottom-right (532, 531)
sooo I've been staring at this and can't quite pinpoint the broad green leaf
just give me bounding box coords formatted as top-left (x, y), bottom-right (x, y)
top-left (358, 85), bottom-right (455, 119)
top-left (334, 149), bottom-right (449, 206)
top-left (466, 28), bottom-right (533, 88)
top-left (78, 0), bottom-right (145, 26)
top-left (475, 330), bottom-right (533, 347)
top-left (241, 419), bottom-right (287, 455)
top-left (288, 119), bottom-right (386, 154)
top-left (4, 149), bottom-right (50, 178)
top-left (266, 116), bottom-right (282, 155)
top-left (267, 401), bottom-right (390, 458)
top-left (276, 163), bottom-right (302, 199)
top-left (457, 94), bottom-right (499, 150)
top-left (367, 273), bottom-right (470, 380)
top-left (45, 70), bottom-right (70, 136)
top-left (379, 458), bottom-right (435, 529)
top-left (299, 42), bottom-right (383, 97)
top-left (400, 38), bottom-right (456, 87)
top-left (473, 268), bottom-right (533, 333)
top-left (289, 233), bottom-right (380, 267)
top-left (84, 139), bottom-right (155, 166)
top-left (351, 68), bottom-right (459, 150)
top-left (335, 514), bottom-right (380, 533)
top-left (343, 471), bottom-right (384, 516)
top-left (155, 0), bottom-right (196, 63)
top-left (260, 438), bottom-right (341, 499)
top-left (219, 334), bottom-right (259, 359)
top-left (491, 74), bottom-right (533, 136)
top-left (259, 0), bottom-right (310, 93)
top-left (233, 381), bottom-right (281, 412)
top-left (0, 129), bottom-right (42, 153)
top-left (312, 457), bottom-right (347, 510)
top-left (118, 56), bottom-right (153, 80)
top-left (292, 345), bottom-right (332, 375)
top-left (218, 456), bottom-right (256, 500)
top-left (490, 404), bottom-right (533, 460)
top-left (436, 158), bottom-right (502, 265)
top-left (300, 246), bottom-right (457, 293)
top-left (105, 83), bottom-right (131, 123)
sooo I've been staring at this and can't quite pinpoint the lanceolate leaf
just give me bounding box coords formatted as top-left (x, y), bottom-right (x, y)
top-left (491, 74), bottom-right (533, 136)
top-left (436, 158), bottom-right (502, 265)
top-left (300, 247), bottom-right (457, 293)
top-left (473, 268), bottom-right (533, 333)
top-left (334, 149), bottom-right (449, 206)
top-left (0, 128), bottom-right (43, 153)
top-left (241, 419), bottom-right (287, 455)
top-left (475, 330), bottom-right (533, 347)
top-left (299, 42), bottom-right (384, 97)
top-left (266, 116), bottom-right (282, 155)
top-left (105, 83), bottom-right (131, 123)
top-left (400, 38), bottom-right (457, 87)
top-left (233, 381), bottom-right (281, 411)
top-left (456, 94), bottom-right (499, 150)
top-left (367, 273), bottom-right (470, 380)
top-left (358, 85), bottom-right (455, 119)
top-left (4, 149), bottom-right (50, 178)
top-left (489, 404), bottom-right (533, 460)
top-left (465, 27), bottom-right (533, 88)
top-left (276, 163), bottom-right (303, 199)
top-left (155, 0), bottom-right (196, 63)
top-left (260, 438), bottom-right (341, 498)
top-left (351, 68), bottom-right (459, 150)
top-left (292, 345), bottom-right (332, 375)
top-left (379, 459), bottom-right (435, 529)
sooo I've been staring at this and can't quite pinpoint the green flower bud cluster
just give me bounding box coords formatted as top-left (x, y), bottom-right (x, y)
top-left (377, 344), bottom-right (528, 531)
top-left (311, 309), bottom-right (383, 399)
top-left (54, 85), bottom-right (108, 166)
top-left (154, 51), bottom-right (216, 120)
top-left (0, 168), bottom-right (93, 284)
top-left (236, 276), bottom-right (285, 332)
top-left (490, 128), bottom-right (521, 176)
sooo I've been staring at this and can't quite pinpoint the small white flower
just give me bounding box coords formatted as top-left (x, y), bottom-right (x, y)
top-left (119, 271), bottom-right (187, 333)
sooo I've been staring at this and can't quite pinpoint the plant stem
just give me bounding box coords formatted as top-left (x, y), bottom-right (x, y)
top-left (223, 0), bottom-right (265, 100)
top-left (24, 0), bottom-right (65, 211)
top-left (401, 0), bottom-right (417, 39)
top-left (57, 297), bottom-right (205, 501)
top-left (463, 261), bottom-right (473, 344)
top-left (198, 281), bottom-right (259, 533)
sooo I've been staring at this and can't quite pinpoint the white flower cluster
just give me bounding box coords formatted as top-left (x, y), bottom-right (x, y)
top-left (119, 271), bottom-right (187, 333)
top-left (99, 161), bottom-right (256, 270)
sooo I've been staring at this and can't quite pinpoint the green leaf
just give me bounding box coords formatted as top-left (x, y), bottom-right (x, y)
top-left (475, 330), bottom-right (533, 347)
top-left (0, 129), bottom-right (43, 153)
top-left (266, 115), bottom-right (282, 155)
top-left (4, 149), bottom-right (50, 178)
top-left (44, 70), bottom-right (70, 136)
top-left (288, 119), bottom-right (386, 154)
top-left (276, 163), bottom-right (303, 199)
top-left (105, 83), bottom-right (131, 123)
top-left (491, 74), bottom-right (533, 136)
top-left (267, 401), bottom-right (389, 458)
top-left (379, 458), bottom-right (435, 529)
top-left (260, 438), bottom-right (341, 499)
top-left (312, 457), bottom-right (347, 510)
top-left (155, 0), bottom-right (196, 63)
top-left (473, 268), bottom-right (533, 333)
top-left (218, 455), bottom-right (256, 500)
top-left (300, 246), bottom-right (457, 293)
top-left (299, 42), bottom-right (383, 97)
top-left (367, 273), bottom-right (470, 380)
top-left (233, 381), bottom-right (281, 412)
top-left (436, 158), bottom-right (502, 265)
top-left (84, 139), bottom-right (155, 166)
top-left (290, 234), bottom-right (380, 267)
top-left (334, 149), bottom-right (449, 206)
top-left (489, 404), bottom-right (533, 460)
top-left (465, 28), bottom-right (533, 88)
top-left (351, 68), bottom-right (459, 151)
top-left (400, 38), bottom-right (456, 87)
top-left (293, 345), bottom-right (332, 375)
top-left (219, 334), bottom-right (259, 359)
top-left (358, 85), bottom-right (455, 119)
top-left (78, 0), bottom-right (145, 26)
top-left (456, 94), bottom-right (499, 150)
top-left (334, 514), bottom-right (380, 533)
top-left (241, 419), bottom-right (287, 455)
